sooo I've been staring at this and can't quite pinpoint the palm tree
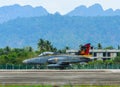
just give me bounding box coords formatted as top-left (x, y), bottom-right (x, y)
top-left (4, 46), bottom-right (11, 54)
top-left (98, 43), bottom-right (102, 49)
top-left (65, 46), bottom-right (70, 50)
top-left (38, 39), bottom-right (45, 52)
top-left (37, 39), bottom-right (57, 52)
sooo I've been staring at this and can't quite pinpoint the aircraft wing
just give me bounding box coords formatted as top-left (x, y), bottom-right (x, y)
top-left (47, 61), bottom-right (70, 69)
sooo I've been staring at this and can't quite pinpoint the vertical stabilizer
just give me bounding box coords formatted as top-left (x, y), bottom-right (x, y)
top-left (84, 43), bottom-right (91, 55)
top-left (80, 43), bottom-right (91, 55)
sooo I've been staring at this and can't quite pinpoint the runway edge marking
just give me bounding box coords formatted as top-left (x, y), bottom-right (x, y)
top-left (0, 69), bottom-right (119, 72)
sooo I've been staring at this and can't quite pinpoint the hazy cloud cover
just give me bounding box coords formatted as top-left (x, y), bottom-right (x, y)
top-left (0, 0), bottom-right (120, 14)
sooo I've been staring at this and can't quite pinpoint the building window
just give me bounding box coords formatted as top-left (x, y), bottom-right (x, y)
top-left (103, 52), bottom-right (106, 57)
top-left (94, 53), bottom-right (97, 57)
top-left (117, 53), bottom-right (120, 56)
top-left (108, 52), bottom-right (110, 57)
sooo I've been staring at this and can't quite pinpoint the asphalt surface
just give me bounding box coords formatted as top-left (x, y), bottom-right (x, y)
top-left (0, 69), bottom-right (120, 85)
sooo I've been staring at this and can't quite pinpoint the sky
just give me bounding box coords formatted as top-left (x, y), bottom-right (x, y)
top-left (0, 0), bottom-right (120, 14)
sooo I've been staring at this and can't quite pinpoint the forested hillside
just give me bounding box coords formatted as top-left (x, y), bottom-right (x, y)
top-left (0, 15), bottom-right (120, 49)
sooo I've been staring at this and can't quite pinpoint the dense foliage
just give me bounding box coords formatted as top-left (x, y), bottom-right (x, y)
top-left (0, 39), bottom-right (63, 64)
top-left (0, 46), bottom-right (36, 64)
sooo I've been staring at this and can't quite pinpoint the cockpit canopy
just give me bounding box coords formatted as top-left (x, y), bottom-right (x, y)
top-left (38, 52), bottom-right (54, 56)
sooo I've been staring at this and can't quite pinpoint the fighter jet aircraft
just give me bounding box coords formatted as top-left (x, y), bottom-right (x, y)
top-left (23, 43), bottom-right (93, 68)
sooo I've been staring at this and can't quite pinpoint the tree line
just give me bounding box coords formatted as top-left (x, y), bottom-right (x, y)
top-left (0, 39), bottom-right (70, 64)
top-left (0, 39), bottom-right (120, 65)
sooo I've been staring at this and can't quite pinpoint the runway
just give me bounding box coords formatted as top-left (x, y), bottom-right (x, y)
top-left (0, 69), bottom-right (120, 85)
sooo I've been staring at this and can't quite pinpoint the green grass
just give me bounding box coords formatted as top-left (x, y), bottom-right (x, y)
top-left (0, 84), bottom-right (120, 87)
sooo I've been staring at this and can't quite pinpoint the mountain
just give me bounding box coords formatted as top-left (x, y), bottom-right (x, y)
top-left (67, 4), bottom-right (120, 16)
top-left (1, 4), bottom-right (120, 23)
top-left (0, 4), bottom-right (49, 23)
top-left (0, 15), bottom-right (120, 49)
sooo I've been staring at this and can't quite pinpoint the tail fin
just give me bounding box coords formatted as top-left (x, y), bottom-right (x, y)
top-left (80, 43), bottom-right (91, 55)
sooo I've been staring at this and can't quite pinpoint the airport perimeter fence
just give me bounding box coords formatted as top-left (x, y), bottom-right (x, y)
top-left (0, 64), bottom-right (120, 69)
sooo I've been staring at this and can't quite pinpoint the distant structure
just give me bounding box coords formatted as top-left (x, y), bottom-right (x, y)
top-left (66, 49), bottom-right (120, 60)
top-left (90, 49), bottom-right (120, 60)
